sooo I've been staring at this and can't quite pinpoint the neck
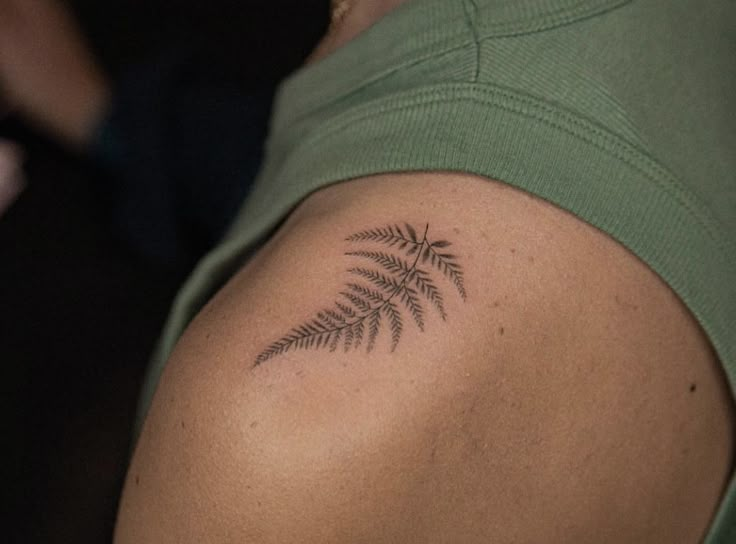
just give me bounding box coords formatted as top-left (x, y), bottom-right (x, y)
top-left (306, 0), bottom-right (412, 64)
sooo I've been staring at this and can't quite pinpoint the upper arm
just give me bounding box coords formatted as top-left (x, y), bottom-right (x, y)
top-left (114, 172), bottom-right (733, 543)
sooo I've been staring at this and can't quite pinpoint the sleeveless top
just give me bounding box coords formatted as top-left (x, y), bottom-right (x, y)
top-left (139, 1), bottom-right (736, 539)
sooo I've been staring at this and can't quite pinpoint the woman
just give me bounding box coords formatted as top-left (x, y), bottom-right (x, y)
top-left (3, 1), bottom-right (734, 541)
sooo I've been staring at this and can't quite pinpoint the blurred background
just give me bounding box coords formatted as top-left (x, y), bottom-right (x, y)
top-left (2, 1), bottom-right (328, 542)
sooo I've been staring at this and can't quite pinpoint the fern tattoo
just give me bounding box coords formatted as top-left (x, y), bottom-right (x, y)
top-left (255, 223), bottom-right (466, 365)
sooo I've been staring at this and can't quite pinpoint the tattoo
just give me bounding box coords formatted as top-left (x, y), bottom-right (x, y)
top-left (254, 223), bottom-right (466, 365)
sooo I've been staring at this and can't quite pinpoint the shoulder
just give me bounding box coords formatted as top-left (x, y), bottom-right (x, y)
top-left (115, 172), bottom-right (733, 543)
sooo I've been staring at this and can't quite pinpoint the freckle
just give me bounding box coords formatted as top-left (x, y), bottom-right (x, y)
top-left (257, 501), bottom-right (262, 507)
top-left (493, 300), bottom-right (500, 308)
top-left (689, 383), bottom-right (697, 393)
top-left (205, 332), bottom-right (211, 339)
top-left (528, 256), bottom-right (535, 264)
top-left (453, 227), bottom-right (460, 234)
top-left (250, 421), bottom-right (259, 428)
top-left (498, 326), bottom-right (505, 336)
top-left (180, 421), bottom-right (185, 429)
top-left (510, 248), bottom-right (516, 254)
top-left (135, 475), bottom-right (140, 486)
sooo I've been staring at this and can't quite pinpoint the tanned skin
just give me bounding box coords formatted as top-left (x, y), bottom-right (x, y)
top-left (114, 173), bottom-right (734, 543)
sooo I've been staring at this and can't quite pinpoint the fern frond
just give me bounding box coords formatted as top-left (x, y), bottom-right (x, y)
top-left (348, 267), bottom-right (401, 294)
top-left (343, 323), bottom-right (354, 352)
top-left (353, 318), bottom-right (365, 349)
top-left (347, 283), bottom-right (385, 304)
top-left (324, 309), bottom-right (346, 323)
top-left (366, 310), bottom-right (381, 352)
top-left (317, 311), bottom-right (339, 328)
top-left (421, 246), bottom-right (431, 264)
top-left (346, 225), bottom-right (418, 246)
top-left (382, 302), bottom-right (403, 351)
top-left (409, 269), bottom-right (446, 320)
top-left (345, 226), bottom-right (393, 243)
top-left (431, 240), bottom-right (451, 248)
top-left (340, 291), bottom-right (372, 312)
top-left (256, 327), bottom-right (333, 364)
top-left (310, 318), bottom-right (329, 332)
top-left (397, 285), bottom-right (425, 331)
top-left (346, 251), bottom-right (412, 275)
top-left (313, 331), bottom-right (328, 349)
top-left (255, 340), bottom-right (287, 365)
top-left (329, 328), bottom-right (342, 352)
top-left (335, 302), bottom-right (356, 318)
top-left (427, 246), bottom-right (467, 299)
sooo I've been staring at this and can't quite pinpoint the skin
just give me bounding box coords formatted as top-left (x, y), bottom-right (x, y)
top-left (114, 173), bottom-right (734, 543)
top-left (0, 0), bottom-right (110, 148)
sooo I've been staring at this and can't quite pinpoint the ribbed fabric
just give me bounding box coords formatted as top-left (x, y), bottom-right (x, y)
top-left (139, 0), bottom-right (735, 539)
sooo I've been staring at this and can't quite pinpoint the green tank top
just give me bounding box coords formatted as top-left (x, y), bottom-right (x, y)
top-left (140, 1), bottom-right (736, 539)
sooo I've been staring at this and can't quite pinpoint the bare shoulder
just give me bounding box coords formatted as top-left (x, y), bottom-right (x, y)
top-left (115, 172), bottom-right (734, 543)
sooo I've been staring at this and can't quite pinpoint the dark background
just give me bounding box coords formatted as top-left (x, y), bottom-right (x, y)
top-left (2, 1), bottom-right (328, 542)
